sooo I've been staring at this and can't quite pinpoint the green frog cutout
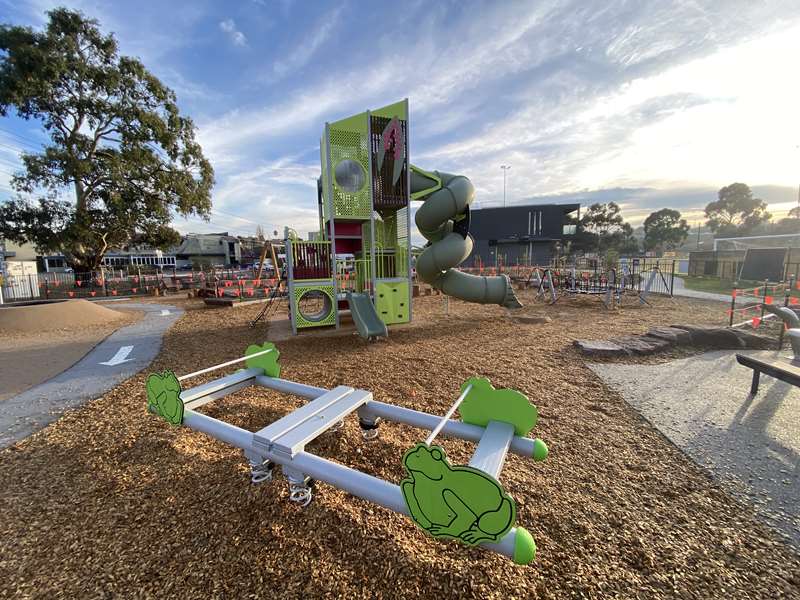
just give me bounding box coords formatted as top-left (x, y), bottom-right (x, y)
top-left (401, 443), bottom-right (516, 546)
top-left (146, 370), bottom-right (183, 425)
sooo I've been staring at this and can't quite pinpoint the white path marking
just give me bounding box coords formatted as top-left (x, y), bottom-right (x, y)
top-left (160, 309), bottom-right (171, 316)
top-left (99, 345), bottom-right (135, 366)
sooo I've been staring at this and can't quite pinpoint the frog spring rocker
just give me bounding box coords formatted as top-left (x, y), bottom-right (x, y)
top-left (146, 343), bottom-right (549, 565)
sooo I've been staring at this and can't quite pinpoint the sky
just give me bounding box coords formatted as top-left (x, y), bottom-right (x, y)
top-left (1, 0), bottom-right (800, 241)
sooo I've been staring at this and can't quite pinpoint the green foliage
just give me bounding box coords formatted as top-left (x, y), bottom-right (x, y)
top-left (572, 202), bottom-right (639, 255)
top-left (0, 8), bottom-right (213, 270)
top-left (704, 183), bottom-right (770, 237)
top-left (772, 217), bottom-right (800, 235)
top-left (643, 208), bottom-right (690, 252)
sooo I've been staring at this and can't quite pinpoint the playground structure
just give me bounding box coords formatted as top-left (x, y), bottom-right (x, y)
top-left (282, 99), bottom-right (520, 339)
top-left (525, 263), bottom-right (672, 308)
top-left (145, 343), bottom-right (548, 565)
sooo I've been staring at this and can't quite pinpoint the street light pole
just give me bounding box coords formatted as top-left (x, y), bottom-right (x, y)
top-left (500, 165), bottom-right (511, 208)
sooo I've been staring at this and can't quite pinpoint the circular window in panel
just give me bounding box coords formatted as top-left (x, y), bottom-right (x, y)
top-left (297, 289), bottom-right (332, 323)
top-left (334, 159), bottom-right (366, 193)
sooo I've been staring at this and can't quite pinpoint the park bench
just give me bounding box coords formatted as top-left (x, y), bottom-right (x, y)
top-left (736, 353), bottom-right (800, 396)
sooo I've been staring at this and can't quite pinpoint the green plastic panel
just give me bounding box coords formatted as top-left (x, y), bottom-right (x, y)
top-left (244, 342), bottom-right (281, 378)
top-left (375, 281), bottom-right (409, 324)
top-left (146, 370), bottom-right (184, 426)
top-left (292, 283), bottom-right (336, 329)
top-left (459, 377), bottom-right (538, 437)
top-left (401, 443), bottom-right (516, 546)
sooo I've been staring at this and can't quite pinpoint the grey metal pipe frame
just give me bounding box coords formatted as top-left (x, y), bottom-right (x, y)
top-left (285, 228), bottom-right (297, 336)
top-left (359, 400), bottom-right (538, 458)
top-left (180, 408), bottom-right (519, 561)
top-left (256, 375), bottom-right (327, 399)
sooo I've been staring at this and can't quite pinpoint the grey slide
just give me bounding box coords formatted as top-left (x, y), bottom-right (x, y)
top-left (411, 169), bottom-right (521, 308)
top-left (347, 292), bottom-right (388, 340)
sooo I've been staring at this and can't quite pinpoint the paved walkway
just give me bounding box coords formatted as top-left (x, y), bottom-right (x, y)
top-left (671, 276), bottom-right (731, 303)
top-left (590, 349), bottom-right (800, 550)
top-left (0, 302), bottom-right (182, 449)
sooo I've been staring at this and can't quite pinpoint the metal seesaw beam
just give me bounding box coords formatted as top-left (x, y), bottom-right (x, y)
top-left (358, 401), bottom-right (539, 459)
top-left (179, 408), bottom-right (522, 562)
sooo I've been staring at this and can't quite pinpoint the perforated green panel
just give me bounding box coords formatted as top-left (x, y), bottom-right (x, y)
top-left (292, 284), bottom-right (336, 329)
top-left (330, 129), bottom-right (370, 219)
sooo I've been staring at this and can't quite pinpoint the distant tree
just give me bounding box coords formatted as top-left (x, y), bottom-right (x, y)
top-left (772, 217), bottom-right (800, 235)
top-left (617, 222), bottom-right (640, 255)
top-left (643, 208), bottom-right (690, 252)
top-left (0, 9), bottom-right (213, 271)
top-left (789, 206), bottom-right (800, 219)
top-left (575, 202), bottom-right (639, 254)
top-left (704, 183), bottom-right (770, 237)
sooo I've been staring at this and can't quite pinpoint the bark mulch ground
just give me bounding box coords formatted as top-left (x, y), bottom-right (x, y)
top-left (1, 291), bottom-right (798, 599)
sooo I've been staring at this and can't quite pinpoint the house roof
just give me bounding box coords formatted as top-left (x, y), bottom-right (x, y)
top-left (174, 234), bottom-right (238, 256)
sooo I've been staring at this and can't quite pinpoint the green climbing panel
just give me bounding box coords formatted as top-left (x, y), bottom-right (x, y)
top-left (146, 370), bottom-right (184, 426)
top-left (375, 281), bottom-right (409, 325)
top-left (401, 443), bottom-right (516, 546)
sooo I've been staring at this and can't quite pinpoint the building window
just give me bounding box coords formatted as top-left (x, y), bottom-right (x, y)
top-left (562, 224), bottom-right (576, 235)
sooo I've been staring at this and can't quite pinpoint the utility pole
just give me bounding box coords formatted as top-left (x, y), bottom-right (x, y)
top-left (500, 165), bottom-right (511, 208)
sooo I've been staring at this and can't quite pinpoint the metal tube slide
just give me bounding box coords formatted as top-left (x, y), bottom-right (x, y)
top-left (411, 169), bottom-right (521, 308)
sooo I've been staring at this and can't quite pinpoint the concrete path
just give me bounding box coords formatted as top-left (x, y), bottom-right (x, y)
top-left (0, 302), bottom-right (182, 450)
top-left (589, 349), bottom-right (800, 550)
top-left (671, 276), bottom-right (731, 303)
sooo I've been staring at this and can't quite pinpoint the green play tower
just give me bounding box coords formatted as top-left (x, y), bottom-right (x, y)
top-left (285, 99), bottom-right (412, 338)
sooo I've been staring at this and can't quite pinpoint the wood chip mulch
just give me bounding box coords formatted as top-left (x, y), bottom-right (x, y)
top-left (1, 291), bottom-right (799, 599)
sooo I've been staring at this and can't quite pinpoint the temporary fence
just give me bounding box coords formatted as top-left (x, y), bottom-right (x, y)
top-left (0, 267), bottom-right (285, 304)
top-left (727, 278), bottom-right (800, 346)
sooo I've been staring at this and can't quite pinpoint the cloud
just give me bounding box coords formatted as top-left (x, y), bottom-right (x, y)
top-left (219, 18), bottom-right (247, 47)
top-left (269, 5), bottom-right (342, 81)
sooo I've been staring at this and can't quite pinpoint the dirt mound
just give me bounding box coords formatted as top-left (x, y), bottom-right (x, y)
top-left (0, 299), bottom-right (125, 334)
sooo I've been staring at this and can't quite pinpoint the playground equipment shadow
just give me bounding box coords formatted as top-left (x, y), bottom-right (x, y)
top-left (1, 291), bottom-right (799, 599)
top-left (590, 348), bottom-right (800, 552)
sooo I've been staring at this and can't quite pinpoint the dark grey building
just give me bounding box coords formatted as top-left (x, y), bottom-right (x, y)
top-left (468, 203), bottom-right (580, 266)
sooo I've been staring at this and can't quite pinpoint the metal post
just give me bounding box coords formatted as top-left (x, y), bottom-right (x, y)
top-left (761, 279), bottom-right (768, 324)
top-left (779, 275), bottom-right (792, 348)
top-left (500, 165), bottom-right (511, 207)
top-left (324, 122), bottom-right (340, 329)
top-left (405, 98), bottom-right (413, 323)
top-left (729, 287), bottom-right (736, 327)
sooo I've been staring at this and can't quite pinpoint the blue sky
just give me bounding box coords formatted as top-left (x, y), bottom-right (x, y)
top-left (1, 0), bottom-right (800, 240)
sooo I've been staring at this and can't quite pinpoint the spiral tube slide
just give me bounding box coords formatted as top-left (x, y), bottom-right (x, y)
top-left (411, 169), bottom-right (522, 308)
